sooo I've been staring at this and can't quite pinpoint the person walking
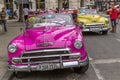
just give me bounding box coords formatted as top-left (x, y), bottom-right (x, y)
top-left (23, 5), bottom-right (29, 21)
top-left (13, 9), bottom-right (18, 19)
top-left (106, 5), bottom-right (119, 33)
top-left (0, 8), bottom-right (7, 32)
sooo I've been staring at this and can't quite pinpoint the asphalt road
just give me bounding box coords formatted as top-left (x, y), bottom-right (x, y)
top-left (1, 20), bottom-right (120, 80)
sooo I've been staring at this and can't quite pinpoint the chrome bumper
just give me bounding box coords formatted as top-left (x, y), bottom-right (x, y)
top-left (8, 48), bottom-right (88, 72)
top-left (8, 57), bottom-right (88, 72)
top-left (82, 27), bottom-right (111, 32)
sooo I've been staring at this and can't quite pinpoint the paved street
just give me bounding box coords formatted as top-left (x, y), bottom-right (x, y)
top-left (0, 20), bottom-right (23, 80)
top-left (1, 20), bottom-right (120, 80)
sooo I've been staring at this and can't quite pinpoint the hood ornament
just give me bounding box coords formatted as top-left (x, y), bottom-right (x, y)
top-left (37, 42), bottom-right (53, 47)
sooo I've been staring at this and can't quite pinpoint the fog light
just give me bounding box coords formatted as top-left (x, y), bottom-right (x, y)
top-left (12, 58), bottom-right (21, 64)
top-left (69, 54), bottom-right (81, 60)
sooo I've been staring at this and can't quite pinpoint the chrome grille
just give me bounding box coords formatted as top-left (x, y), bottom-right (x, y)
top-left (19, 48), bottom-right (72, 64)
top-left (21, 51), bottom-right (70, 57)
top-left (85, 23), bottom-right (105, 28)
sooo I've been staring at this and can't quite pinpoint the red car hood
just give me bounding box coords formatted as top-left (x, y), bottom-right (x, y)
top-left (24, 26), bottom-right (79, 50)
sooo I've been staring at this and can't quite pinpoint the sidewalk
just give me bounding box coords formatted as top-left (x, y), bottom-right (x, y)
top-left (0, 20), bottom-right (23, 80)
top-left (0, 19), bottom-right (24, 34)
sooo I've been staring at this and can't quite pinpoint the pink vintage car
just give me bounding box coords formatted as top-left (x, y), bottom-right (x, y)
top-left (7, 13), bottom-right (89, 78)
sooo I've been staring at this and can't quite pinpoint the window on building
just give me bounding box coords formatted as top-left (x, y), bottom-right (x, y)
top-left (36, 0), bottom-right (45, 10)
top-left (80, 0), bottom-right (84, 7)
top-left (5, 0), bottom-right (13, 9)
top-left (6, 0), bottom-right (10, 9)
top-left (63, 0), bottom-right (69, 9)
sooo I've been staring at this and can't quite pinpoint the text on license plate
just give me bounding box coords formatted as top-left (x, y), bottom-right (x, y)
top-left (90, 28), bottom-right (101, 31)
top-left (37, 63), bottom-right (60, 71)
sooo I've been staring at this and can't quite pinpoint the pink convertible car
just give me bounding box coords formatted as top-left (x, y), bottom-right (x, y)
top-left (7, 13), bottom-right (89, 77)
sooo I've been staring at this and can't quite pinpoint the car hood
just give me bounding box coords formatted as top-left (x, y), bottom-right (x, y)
top-left (77, 14), bottom-right (107, 26)
top-left (24, 26), bottom-right (79, 50)
top-left (78, 14), bottom-right (100, 19)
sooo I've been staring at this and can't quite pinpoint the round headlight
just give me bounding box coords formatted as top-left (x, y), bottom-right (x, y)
top-left (8, 44), bottom-right (17, 53)
top-left (74, 40), bottom-right (82, 49)
top-left (105, 20), bottom-right (109, 24)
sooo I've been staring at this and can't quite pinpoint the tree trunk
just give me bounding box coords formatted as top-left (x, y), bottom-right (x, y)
top-left (18, 4), bottom-right (23, 22)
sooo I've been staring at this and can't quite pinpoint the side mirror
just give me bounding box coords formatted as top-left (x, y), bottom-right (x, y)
top-left (77, 22), bottom-right (83, 28)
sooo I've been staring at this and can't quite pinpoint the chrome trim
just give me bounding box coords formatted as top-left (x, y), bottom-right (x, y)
top-left (8, 57), bottom-right (88, 72)
top-left (12, 53), bottom-right (81, 64)
top-left (85, 23), bottom-right (104, 26)
top-left (24, 48), bottom-right (71, 54)
top-left (82, 27), bottom-right (111, 32)
top-left (13, 53), bottom-right (80, 60)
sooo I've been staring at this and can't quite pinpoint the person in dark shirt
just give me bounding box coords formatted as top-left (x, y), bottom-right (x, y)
top-left (0, 8), bottom-right (7, 32)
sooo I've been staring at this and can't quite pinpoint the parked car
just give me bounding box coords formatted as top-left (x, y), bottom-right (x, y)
top-left (60, 9), bottom-right (78, 22)
top-left (8, 13), bottom-right (89, 78)
top-left (77, 8), bottom-right (111, 34)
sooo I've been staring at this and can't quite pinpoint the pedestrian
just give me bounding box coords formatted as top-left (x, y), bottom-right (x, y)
top-left (23, 5), bottom-right (29, 21)
top-left (13, 9), bottom-right (18, 19)
top-left (0, 8), bottom-right (7, 32)
top-left (55, 7), bottom-right (59, 13)
top-left (106, 5), bottom-right (119, 33)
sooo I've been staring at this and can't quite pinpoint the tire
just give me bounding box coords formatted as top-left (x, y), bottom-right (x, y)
top-left (102, 30), bottom-right (108, 35)
top-left (14, 72), bottom-right (27, 79)
top-left (73, 55), bottom-right (89, 74)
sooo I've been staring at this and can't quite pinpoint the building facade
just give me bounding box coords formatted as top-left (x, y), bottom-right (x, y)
top-left (95, 0), bottom-right (120, 11)
top-left (0, 1), bottom-right (4, 11)
top-left (5, 0), bottom-right (93, 11)
top-left (30, 0), bottom-right (86, 10)
top-left (4, 0), bottom-right (93, 20)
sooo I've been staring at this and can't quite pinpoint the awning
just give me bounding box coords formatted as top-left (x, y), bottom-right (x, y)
top-left (15, 0), bottom-right (29, 4)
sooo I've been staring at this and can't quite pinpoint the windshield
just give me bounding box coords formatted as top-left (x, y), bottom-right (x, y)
top-left (79, 9), bottom-right (97, 14)
top-left (27, 14), bottom-right (74, 28)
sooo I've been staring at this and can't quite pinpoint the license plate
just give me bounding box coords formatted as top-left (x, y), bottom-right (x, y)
top-left (90, 28), bottom-right (101, 31)
top-left (37, 63), bottom-right (60, 71)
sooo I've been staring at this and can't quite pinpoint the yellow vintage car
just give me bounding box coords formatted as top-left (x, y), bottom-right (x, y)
top-left (77, 8), bottom-right (111, 34)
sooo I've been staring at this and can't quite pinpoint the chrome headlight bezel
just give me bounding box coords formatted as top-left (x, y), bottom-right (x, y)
top-left (105, 20), bottom-right (109, 24)
top-left (8, 44), bottom-right (17, 53)
top-left (74, 40), bottom-right (83, 49)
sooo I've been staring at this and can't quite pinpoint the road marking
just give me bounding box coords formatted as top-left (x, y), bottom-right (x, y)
top-left (90, 58), bottom-right (120, 64)
top-left (116, 38), bottom-right (120, 42)
top-left (89, 57), bottom-right (93, 61)
top-left (1, 70), bottom-right (13, 80)
top-left (91, 64), bottom-right (105, 80)
top-left (89, 56), bottom-right (105, 80)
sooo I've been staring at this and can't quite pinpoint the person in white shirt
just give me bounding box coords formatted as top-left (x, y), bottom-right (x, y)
top-left (23, 6), bottom-right (29, 21)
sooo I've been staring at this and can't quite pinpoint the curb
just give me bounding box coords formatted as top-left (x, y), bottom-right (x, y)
top-left (1, 70), bottom-right (13, 80)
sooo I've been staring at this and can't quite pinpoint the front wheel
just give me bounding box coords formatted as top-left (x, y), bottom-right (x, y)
top-left (102, 30), bottom-right (108, 35)
top-left (73, 56), bottom-right (89, 74)
top-left (14, 72), bottom-right (28, 79)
